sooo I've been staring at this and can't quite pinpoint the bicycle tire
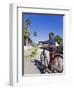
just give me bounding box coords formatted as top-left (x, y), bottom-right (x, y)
top-left (40, 52), bottom-right (49, 67)
top-left (51, 54), bottom-right (63, 73)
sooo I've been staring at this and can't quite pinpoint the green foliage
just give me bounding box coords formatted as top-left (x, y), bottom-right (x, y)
top-left (24, 18), bottom-right (31, 38)
top-left (26, 18), bottom-right (31, 27)
top-left (30, 47), bottom-right (38, 59)
top-left (55, 35), bottom-right (63, 45)
top-left (24, 31), bottom-right (30, 38)
top-left (25, 28), bottom-right (30, 32)
top-left (24, 27), bottom-right (30, 38)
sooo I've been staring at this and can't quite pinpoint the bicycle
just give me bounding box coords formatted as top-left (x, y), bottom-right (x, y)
top-left (40, 47), bottom-right (49, 67)
top-left (39, 45), bottom-right (63, 73)
top-left (50, 46), bottom-right (63, 73)
top-left (39, 46), bottom-right (52, 73)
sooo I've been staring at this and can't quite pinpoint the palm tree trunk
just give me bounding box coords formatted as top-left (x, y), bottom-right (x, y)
top-left (26, 37), bottom-right (28, 46)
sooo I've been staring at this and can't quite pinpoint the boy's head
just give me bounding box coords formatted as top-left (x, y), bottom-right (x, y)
top-left (49, 33), bottom-right (54, 39)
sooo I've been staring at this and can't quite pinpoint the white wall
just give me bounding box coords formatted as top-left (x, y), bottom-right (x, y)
top-left (0, 0), bottom-right (74, 89)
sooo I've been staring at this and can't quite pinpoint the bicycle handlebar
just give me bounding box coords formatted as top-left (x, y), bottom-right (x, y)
top-left (40, 46), bottom-right (63, 54)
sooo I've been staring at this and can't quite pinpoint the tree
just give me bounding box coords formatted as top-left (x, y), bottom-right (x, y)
top-left (26, 18), bottom-right (31, 28)
top-left (24, 18), bottom-right (31, 46)
top-left (24, 30), bottom-right (30, 45)
top-left (55, 35), bottom-right (63, 46)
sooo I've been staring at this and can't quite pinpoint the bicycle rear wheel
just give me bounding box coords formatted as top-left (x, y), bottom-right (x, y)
top-left (51, 55), bottom-right (63, 73)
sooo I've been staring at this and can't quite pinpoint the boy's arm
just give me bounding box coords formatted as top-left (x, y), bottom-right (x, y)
top-left (39, 40), bottom-right (48, 44)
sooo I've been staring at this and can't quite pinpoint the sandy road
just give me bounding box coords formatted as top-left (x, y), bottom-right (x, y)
top-left (24, 47), bottom-right (49, 74)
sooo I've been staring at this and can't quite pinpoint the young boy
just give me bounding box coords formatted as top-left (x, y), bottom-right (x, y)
top-left (39, 33), bottom-right (57, 71)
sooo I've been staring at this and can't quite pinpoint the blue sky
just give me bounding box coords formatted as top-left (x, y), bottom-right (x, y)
top-left (23, 13), bottom-right (63, 44)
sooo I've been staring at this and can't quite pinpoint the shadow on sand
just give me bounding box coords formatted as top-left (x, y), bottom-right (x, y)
top-left (32, 59), bottom-right (47, 74)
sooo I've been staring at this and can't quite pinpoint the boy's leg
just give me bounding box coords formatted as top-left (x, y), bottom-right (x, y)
top-left (48, 52), bottom-right (54, 69)
top-left (48, 51), bottom-right (56, 70)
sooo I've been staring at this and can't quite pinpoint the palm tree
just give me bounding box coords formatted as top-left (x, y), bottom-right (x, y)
top-left (26, 18), bottom-right (31, 28)
top-left (24, 29), bottom-right (30, 45)
top-left (24, 18), bottom-right (31, 45)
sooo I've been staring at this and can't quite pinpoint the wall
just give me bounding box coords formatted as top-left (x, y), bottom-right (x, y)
top-left (0, 0), bottom-right (74, 90)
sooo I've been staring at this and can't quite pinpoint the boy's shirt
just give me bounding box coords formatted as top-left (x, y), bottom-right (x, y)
top-left (39, 38), bottom-right (56, 51)
top-left (47, 38), bottom-right (56, 46)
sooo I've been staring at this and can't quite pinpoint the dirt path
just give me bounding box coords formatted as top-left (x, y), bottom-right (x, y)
top-left (24, 58), bottom-right (40, 74)
top-left (24, 47), bottom-right (49, 74)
